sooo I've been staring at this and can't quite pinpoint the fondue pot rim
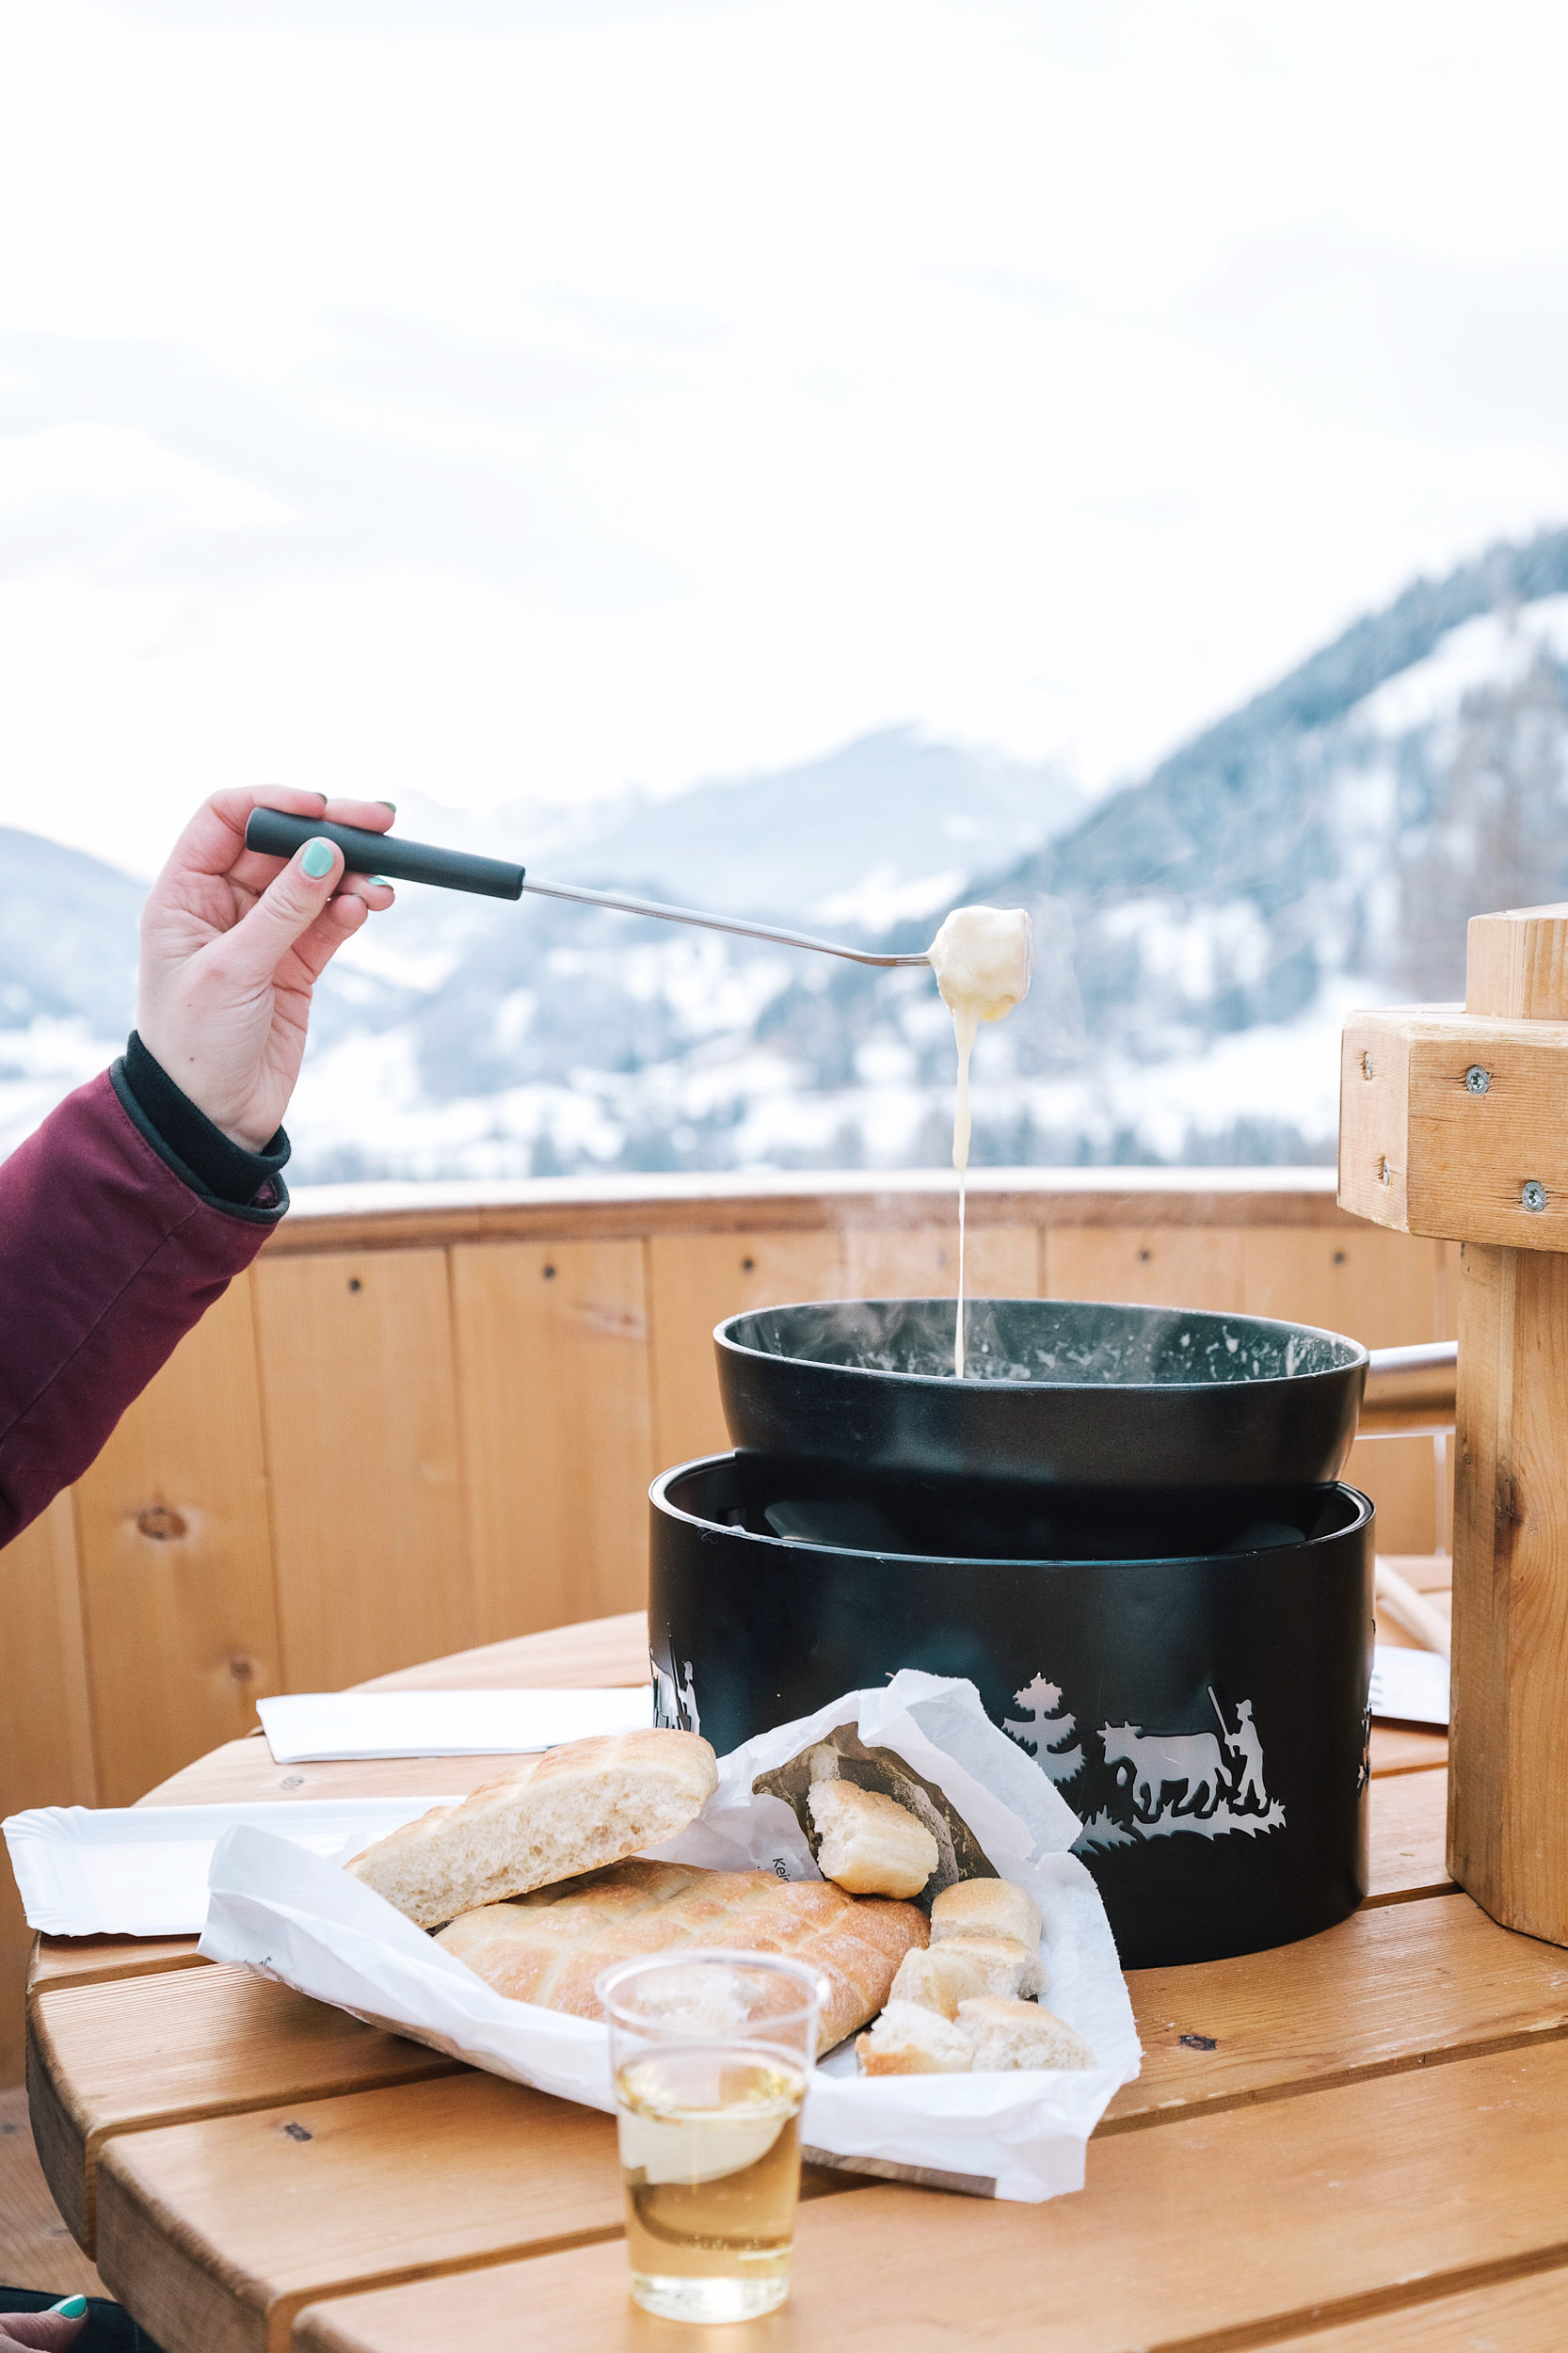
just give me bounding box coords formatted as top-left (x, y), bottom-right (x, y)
top-left (714, 1296), bottom-right (1370, 1394)
top-left (650, 1452), bottom-right (1374, 1570)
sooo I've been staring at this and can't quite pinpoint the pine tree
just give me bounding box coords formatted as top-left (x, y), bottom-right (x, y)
top-left (1002, 1674), bottom-right (1083, 1784)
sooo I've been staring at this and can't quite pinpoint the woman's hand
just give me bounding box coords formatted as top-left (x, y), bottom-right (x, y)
top-left (136, 788), bottom-right (396, 1150)
top-left (0, 2304), bottom-right (88, 2347)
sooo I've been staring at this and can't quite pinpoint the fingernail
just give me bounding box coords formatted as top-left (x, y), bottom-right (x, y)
top-left (301, 839), bottom-right (336, 879)
top-left (377, 799), bottom-right (397, 812)
top-left (48, 2296), bottom-right (88, 2316)
top-left (368, 877), bottom-right (392, 888)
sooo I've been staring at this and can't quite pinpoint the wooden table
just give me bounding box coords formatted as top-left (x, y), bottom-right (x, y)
top-left (25, 1593), bottom-right (1568, 2353)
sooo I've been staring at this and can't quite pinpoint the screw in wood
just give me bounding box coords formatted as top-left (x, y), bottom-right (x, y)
top-left (1464, 1065), bottom-right (1491, 1094)
top-left (1522, 1180), bottom-right (1547, 1213)
top-left (1362, 1050), bottom-right (1374, 1079)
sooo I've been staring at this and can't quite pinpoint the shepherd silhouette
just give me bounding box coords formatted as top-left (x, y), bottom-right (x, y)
top-left (1226, 1698), bottom-right (1267, 1811)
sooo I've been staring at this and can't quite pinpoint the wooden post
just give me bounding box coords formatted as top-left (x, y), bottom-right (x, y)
top-left (1450, 907), bottom-right (1568, 1943)
top-left (1339, 900), bottom-right (1568, 1945)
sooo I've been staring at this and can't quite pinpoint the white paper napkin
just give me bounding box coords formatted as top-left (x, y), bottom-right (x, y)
top-left (256, 1687), bottom-right (653, 1763)
top-left (3, 1797), bottom-right (458, 1937)
top-left (1369, 1643), bottom-right (1449, 1729)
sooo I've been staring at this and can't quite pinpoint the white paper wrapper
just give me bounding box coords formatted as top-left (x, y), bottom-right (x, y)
top-left (201, 1672), bottom-right (1141, 2202)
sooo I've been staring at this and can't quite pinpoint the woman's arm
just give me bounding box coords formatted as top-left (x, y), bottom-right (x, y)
top-left (0, 787), bottom-right (395, 1546)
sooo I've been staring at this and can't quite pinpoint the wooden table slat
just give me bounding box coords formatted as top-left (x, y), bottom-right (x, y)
top-left (1363, 1763), bottom-right (1453, 1906)
top-left (291, 2039), bottom-right (1568, 2353)
top-left (28, 1966), bottom-right (461, 2251)
top-left (1110, 1888), bottom-right (1568, 2130)
top-left (27, 1937), bottom-right (206, 2004)
top-left (1266, 2259), bottom-right (1568, 2348)
top-left (1368, 1722), bottom-right (1448, 1775)
top-left (95, 2074), bottom-right (628, 2353)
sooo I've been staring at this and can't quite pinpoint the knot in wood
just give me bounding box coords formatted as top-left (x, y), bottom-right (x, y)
top-left (136, 1504), bottom-right (187, 1542)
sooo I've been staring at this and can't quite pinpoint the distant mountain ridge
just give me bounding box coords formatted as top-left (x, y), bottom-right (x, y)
top-left (7, 528), bottom-right (1568, 1179)
top-left (1014, 525), bottom-right (1568, 907)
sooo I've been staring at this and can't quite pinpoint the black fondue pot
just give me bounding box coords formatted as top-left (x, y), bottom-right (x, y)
top-left (648, 1452), bottom-right (1373, 1968)
top-left (717, 1298), bottom-right (1370, 1490)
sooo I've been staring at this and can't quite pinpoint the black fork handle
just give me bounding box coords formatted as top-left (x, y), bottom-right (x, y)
top-left (245, 807), bottom-right (526, 902)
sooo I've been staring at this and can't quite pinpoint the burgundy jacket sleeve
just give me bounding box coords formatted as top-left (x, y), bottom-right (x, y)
top-left (0, 1069), bottom-right (279, 1545)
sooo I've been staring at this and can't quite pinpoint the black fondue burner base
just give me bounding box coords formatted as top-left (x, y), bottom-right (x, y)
top-left (648, 1453), bottom-right (1373, 1972)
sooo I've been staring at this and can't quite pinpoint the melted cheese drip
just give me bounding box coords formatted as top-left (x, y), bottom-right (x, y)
top-left (927, 905), bottom-right (1033, 1376)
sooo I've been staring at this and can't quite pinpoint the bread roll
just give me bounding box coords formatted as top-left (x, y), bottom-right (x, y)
top-left (934, 1932), bottom-right (1044, 2000)
top-left (887, 1944), bottom-right (992, 2020)
top-left (958, 1997), bottom-right (1095, 2073)
top-left (437, 1857), bottom-right (927, 2051)
top-left (808, 1779), bottom-right (938, 1899)
top-left (856, 2000), bottom-right (973, 2076)
top-left (346, 1729), bottom-right (717, 1929)
top-left (930, 1878), bottom-right (1042, 1952)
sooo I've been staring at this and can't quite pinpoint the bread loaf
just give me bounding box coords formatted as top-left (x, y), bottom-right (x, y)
top-left (957, 1996), bottom-right (1096, 2072)
top-left (887, 1944), bottom-right (992, 2020)
top-left (929, 1878), bottom-right (1042, 1951)
top-left (856, 2000), bottom-right (973, 2075)
top-left (808, 1779), bottom-right (938, 1898)
top-left (436, 1857), bottom-right (927, 2050)
top-left (346, 1729), bottom-right (717, 1929)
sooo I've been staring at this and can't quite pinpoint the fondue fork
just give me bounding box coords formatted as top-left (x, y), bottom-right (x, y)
top-left (245, 808), bottom-right (932, 970)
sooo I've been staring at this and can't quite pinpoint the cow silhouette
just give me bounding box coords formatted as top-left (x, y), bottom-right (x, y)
top-left (1100, 1722), bottom-right (1226, 1820)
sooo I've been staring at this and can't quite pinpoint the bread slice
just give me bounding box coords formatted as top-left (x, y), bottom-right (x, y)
top-left (930, 1878), bottom-right (1042, 1952)
top-left (436, 1857), bottom-right (927, 2050)
top-left (345, 1729), bottom-right (717, 1929)
top-left (934, 1931), bottom-right (1044, 1999)
top-left (856, 2000), bottom-right (974, 2075)
top-left (887, 1944), bottom-right (993, 2020)
top-left (808, 1779), bottom-right (938, 1898)
top-left (958, 1997), bottom-right (1096, 2073)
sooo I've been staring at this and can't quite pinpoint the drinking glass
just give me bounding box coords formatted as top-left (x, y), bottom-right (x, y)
top-left (597, 1949), bottom-right (823, 2324)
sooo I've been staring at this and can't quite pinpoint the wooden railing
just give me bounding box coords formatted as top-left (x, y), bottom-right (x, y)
top-left (0, 1166), bottom-right (1458, 2081)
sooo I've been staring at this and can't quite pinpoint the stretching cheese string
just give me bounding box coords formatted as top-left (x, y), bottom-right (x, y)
top-left (927, 906), bottom-right (1033, 1381)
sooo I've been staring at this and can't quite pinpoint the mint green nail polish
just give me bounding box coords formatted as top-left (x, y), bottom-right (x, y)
top-left (301, 839), bottom-right (335, 879)
top-left (377, 799), bottom-right (397, 811)
top-left (48, 2295), bottom-right (88, 2316)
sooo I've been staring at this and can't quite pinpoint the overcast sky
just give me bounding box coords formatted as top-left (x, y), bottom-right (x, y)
top-left (4, 0), bottom-right (1568, 877)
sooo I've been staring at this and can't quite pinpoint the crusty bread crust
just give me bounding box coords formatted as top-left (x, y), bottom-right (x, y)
top-left (345, 1729), bottom-right (717, 1929)
top-left (437, 1858), bottom-right (928, 2050)
top-left (929, 1878), bottom-right (1042, 1951)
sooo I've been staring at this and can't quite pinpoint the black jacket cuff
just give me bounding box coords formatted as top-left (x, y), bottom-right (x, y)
top-left (111, 1033), bottom-right (291, 1223)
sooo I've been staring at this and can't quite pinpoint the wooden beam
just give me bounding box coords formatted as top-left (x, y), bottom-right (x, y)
top-left (264, 1167), bottom-right (1361, 1258)
top-left (1448, 905), bottom-right (1568, 1947)
top-left (1340, 1009), bottom-right (1568, 1249)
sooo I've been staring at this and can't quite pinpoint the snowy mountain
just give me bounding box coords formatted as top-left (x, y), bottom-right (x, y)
top-left (8, 528), bottom-right (1568, 1179)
